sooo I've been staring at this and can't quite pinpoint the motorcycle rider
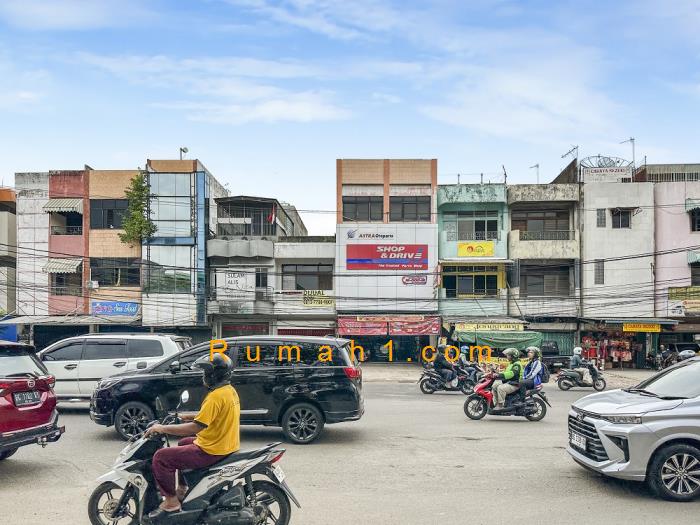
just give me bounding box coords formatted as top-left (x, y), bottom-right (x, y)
top-left (519, 346), bottom-right (543, 400)
top-left (491, 348), bottom-right (522, 410)
top-left (143, 353), bottom-right (241, 521)
top-left (434, 344), bottom-right (457, 385)
top-left (570, 346), bottom-right (591, 384)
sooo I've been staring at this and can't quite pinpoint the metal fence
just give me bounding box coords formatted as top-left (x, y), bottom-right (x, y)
top-left (519, 230), bottom-right (574, 241)
top-left (50, 225), bottom-right (83, 235)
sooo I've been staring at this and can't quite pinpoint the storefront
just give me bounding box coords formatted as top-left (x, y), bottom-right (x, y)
top-left (447, 319), bottom-right (540, 359)
top-left (221, 323), bottom-right (270, 338)
top-left (276, 319), bottom-right (336, 337)
top-left (337, 315), bottom-right (440, 361)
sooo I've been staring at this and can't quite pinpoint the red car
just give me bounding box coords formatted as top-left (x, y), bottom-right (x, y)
top-left (0, 342), bottom-right (64, 460)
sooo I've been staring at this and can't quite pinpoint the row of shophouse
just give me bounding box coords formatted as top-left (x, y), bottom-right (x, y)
top-left (4, 158), bottom-right (700, 367)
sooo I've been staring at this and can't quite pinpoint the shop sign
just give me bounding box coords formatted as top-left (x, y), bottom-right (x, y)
top-left (455, 322), bottom-right (523, 332)
top-left (389, 317), bottom-right (441, 335)
top-left (582, 166), bottom-right (633, 182)
top-left (91, 301), bottom-right (139, 316)
top-left (622, 323), bottom-right (661, 333)
top-left (457, 241), bottom-right (495, 257)
top-left (302, 290), bottom-right (335, 307)
top-left (682, 300), bottom-right (700, 313)
top-left (356, 315), bottom-right (427, 322)
top-left (669, 286), bottom-right (700, 300)
top-left (346, 244), bottom-right (428, 270)
top-left (346, 229), bottom-right (395, 241)
top-left (402, 275), bottom-right (428, 285)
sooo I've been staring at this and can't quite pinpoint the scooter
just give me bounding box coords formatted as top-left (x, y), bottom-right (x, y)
top-left (557, 363), bottom-right (606, 391)
top-left (463, 373), bottom-right (550, 421)
top-left (419, 362), bottom-right (482, 395)
top-left (87, 391), bottom-right (299, 525)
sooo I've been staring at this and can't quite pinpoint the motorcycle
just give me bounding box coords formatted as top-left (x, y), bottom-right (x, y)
top-left (87, 391), bottom-right (300, 525)
top-left (557, 363), bottom-right (606, 391)
top-left (419, 361), bottom-right (483, 395)
top-left (463, 373), bottom-right (550, 422)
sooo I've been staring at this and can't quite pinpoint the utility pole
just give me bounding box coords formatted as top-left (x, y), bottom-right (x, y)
top-left (529, 164), bottom-right (540, 184)
top-left (620, 137), bottom-right (635, 169)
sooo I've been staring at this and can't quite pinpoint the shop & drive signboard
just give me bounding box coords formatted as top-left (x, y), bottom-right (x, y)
top-left (346, 244), bottom-right (428, 270)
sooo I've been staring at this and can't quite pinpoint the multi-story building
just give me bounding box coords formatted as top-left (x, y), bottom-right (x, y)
top-left (335, 159), bottom-right (439, 360)
top-left (0, 188), bottom-right (17, 341)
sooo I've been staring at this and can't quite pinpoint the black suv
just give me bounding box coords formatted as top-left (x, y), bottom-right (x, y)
top-left (90, 336), bottom-right (364, 444)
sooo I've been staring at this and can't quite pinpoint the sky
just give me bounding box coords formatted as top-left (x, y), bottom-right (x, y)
top-left (2, 0), bottom-right (700, 234)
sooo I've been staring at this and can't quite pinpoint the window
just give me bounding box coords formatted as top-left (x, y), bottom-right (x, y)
top-left (594, 260), bottom-right (605, 285)
top-left (443, 210), bottom-right (499, 241)
top-left (50, 272), bottom-right (82, 296)
top-left (441, 265), bottom-right (499, 297)
top-left (342, 196), bottom-right (383, 222)
top-left (83, 340), bottom-right (127, 360)
top-left (43, 341), bottom-right (83, 361)
top-left (389, 196), bottom-right (431, 222)
top-left (596, 209), bottom-right (606, 227)
top-left (237, 344), bottom-right (284, 367)
top-left (520, 265), bottom-right (571, 297)
top-left (282, 264), bottom-right (333, 290)
top-left (512, 210), bottom-right (569, 232)
top-left (149, 173), bottom-right (191, 196)
top-left (255, 267), bottom-right (268, 288)
top-left (145, 245), bottom-right (193, 294)
top-left (691, 210), bottom-right (700, 232)
top-left (691, 265), bottom-right (700, 286)
top-left (127, 339), bottom-right (164, 358)
top-left (611, 209), bottom-right (631, 229)
top-left (90, 258), bottom-right (140, 287)
top-left (149, 173), bottom-right (193, 238)
top-left (90, 200), bottom-right (128, 229)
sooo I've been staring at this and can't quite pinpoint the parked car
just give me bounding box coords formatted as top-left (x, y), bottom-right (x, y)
top-left (568, 357), bottom-right (700, 501)
top-left (0, 341), bottom-right (65, 461)
top-left (90, 336), bottom-right (364, 443)
top-left (540, 341), bottom-right (569, 371)
top-left (38, 334), bottom-right (191, 400)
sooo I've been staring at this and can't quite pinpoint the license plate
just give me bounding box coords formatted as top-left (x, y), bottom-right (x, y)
top-left (272, 465), bottom-right (285, 482)
top-left (13, 390), bottom-right (41, 406)
top-left (570, 431), bottom-right (586, 450)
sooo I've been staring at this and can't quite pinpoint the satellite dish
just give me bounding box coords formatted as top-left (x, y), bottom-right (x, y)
top-left (580, 155), bottom-right (631, 168)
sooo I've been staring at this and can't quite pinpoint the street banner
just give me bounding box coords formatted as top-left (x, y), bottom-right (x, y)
top-left (388, 316), bottom-right (441, 335)
top-left (346, 244), bottom-right (428, 270)
top-left (457, 241), bottom-right (495, 257)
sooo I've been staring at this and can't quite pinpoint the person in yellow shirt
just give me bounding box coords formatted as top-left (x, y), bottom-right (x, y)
top-left (145, 352), bottom-right (240, 520)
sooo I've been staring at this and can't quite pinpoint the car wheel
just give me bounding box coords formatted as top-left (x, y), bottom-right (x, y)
top-left (0, 448), bottom-right (18, 461)
top-left (419, 378), bottom-right (437, 394)
top-left (648, 444), bottom-right (700, 501)
top-left (593, 378), bottom-right (607, 391)
top-left (114, 401), bottom-right (154, 441)
top-left (281, 403), bottom-right (325, 444)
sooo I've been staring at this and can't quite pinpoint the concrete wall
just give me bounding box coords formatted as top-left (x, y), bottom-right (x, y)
top-left (89, 170), bottom-right (137, 198)
top-left (0, 211), bottom-right (16, 259)
top-left (89, 230), bottom-right (140, 258)
top-left (508, 230), bottom-right (579, 259)
top-left (16, 173), bottom-right (49, 316)
top-left (583, 182), bottom-right (655, 318)
top-left (508, 183), bottom-right (579, 204)
top-left (0, 266), bottom-right (16, 315)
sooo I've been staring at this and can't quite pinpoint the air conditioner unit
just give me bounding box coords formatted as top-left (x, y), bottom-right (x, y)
top-left (87, 281), bottom-right (99, 289)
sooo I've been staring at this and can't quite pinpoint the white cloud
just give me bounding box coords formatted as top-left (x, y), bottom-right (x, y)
top-left (0, 56), bottom-right (48, 110)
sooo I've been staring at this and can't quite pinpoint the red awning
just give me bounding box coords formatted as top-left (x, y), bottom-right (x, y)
top-left (389, 316), bottom-right (441, 335)
top-left (337, 317), bottom-right (388, 336)
top-left (277, 328), bottom-right (335, 336)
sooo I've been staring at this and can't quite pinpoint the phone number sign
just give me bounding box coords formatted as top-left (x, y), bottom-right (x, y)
top-left (346, 244), bottom-right (428, 270)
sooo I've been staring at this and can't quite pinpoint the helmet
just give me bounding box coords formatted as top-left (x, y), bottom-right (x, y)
top-left (573, 347), bottom-right (583, 356)
top-left (525, 346), bottom-right (540, 359)
top-left (194, 352), bottom-right (233, 389)
top-left (503, 348), bottom-right (519, 361)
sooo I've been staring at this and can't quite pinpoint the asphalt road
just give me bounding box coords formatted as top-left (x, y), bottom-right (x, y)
top-left (1, 382), bottom-right (699, 525)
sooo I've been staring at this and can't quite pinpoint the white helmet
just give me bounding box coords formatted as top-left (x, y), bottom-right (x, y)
top-left (573, 346), bottom-right (583, 355)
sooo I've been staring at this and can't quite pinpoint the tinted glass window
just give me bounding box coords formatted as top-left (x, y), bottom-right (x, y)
top-left (0, 347), bottom-right (48, 376)
top-left (43, 341), bottom-right (83, 361)
top-left (238, 344), bottom-right (284, 367)
top-left (635, 361), bottom-right (700, 398)
top-left (128, 339), bottom-right (164, 358)
top-left (83, 340), bottom-right (127, 360)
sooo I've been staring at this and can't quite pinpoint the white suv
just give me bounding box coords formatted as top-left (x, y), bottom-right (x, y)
top-left (38, 334), bottom-right (191, 399)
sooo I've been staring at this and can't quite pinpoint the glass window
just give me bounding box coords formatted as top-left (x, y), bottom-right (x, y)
top-left (594, 260), bottom-right (605, 285)
top-left (281, 264), bottom-right (333, 290)
top-left (146, 245), bottom-right (193, 294)
top-left (511, 210), bottom-right (569, 231)
top-left (90, 258), bottom-right (140, 287)
top-left (152, 220), bottom-right (192, 237)
top-left (83, 340), bottom-right (127, 360)
top-left (151, 197), bottom-right (191, 221)
top-left (691, 265), bottom-right (700, 286)
top-left (634, 360), bottom-right (700, 399)
top-left (520, 265), bottom-right (571, 297)
top-left (342, 196), bottom-right (383, 222)
top-left (43, 341), bottom-right (83, 361)
top-left (691, 210), bottom-right (700, 232)
top-left (255, 267), bottom-right (268, 288)
top-left (0, 347), bottom-right (48, 376)
top-left (90, 200), bottom-right (128, 229)
top-left (238, 344), bottom-right (284, 367)
top-left (596, 209), bottom-right (606, 228)
top-left (150, 173), bottom-right (191, 197)
top-left (390, 196), bottom-right (431, 222)
top-left (127, 339), bottom-right (164, 358)
top-left (612, 209), bottom-right (631, 228)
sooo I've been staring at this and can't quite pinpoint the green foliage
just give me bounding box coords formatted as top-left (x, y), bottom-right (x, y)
top-left (119, 171), bottom-right (157, 246)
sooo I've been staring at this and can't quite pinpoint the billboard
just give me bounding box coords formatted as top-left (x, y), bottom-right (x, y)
top-left (216, 269), bottom-right (255, 300)
top-left (582, 166), bottom-right (633, 182)
top-left (346, 244), bottom-right (428, 270)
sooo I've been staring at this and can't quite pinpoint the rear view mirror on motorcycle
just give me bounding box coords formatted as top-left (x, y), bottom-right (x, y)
top-left (180, 390), bottom-right (190, 405)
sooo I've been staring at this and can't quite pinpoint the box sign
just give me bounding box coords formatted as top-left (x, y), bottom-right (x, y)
top-left (345, 228), bottom-right (395, 241)
top-left (217, 270), bottom-right (255, 300)
top-left (668, 286), bottom-right (700, 300)
top-left (302, 290), bottom-right (335, 307)
top-left (582, 166), bottom-right (633, 182)
top-left (402, 275), bottom-right (428, 285)
top-left (346, 244), bottom-right (428, 270)
top-left (457, 241), bottom-right (495, 257)
top-left (455, 323), bottom-right (523, 332)
top-left (91, 301), bottom-right (139, 316)
top-left (623, 323), bottom-right (661, 333)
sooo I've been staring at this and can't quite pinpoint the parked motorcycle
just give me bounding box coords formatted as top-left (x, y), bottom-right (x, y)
top-left (419, 361), bottom-right (483, 395)
top-left (557, 363), bottom-right (606, 391)
top-left (463, 373), bottom-right (550, 421)
top-left (87, 391), bottom-right (299, 525)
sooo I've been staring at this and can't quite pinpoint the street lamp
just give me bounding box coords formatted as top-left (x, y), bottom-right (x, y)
top-left (179, 147), bottom-right (188, 160)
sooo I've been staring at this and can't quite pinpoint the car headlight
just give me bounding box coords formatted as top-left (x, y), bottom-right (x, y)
top-left (602, 414), bottom-right (642, 425)
top-left (97, 378), bottom-right (121, 390)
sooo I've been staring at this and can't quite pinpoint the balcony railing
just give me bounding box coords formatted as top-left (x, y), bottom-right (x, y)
top-left (51, 225), bottom-right (83, 236)
top-left (519, 230), bottom-right (574, 241)
top-left (50, 286), bottom-right (82, 296)
top-left (457, 231), bottom-right (499, 241)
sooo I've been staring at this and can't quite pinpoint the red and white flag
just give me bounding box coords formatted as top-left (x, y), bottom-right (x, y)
top-left (266, 204), bottom-right (276, 224)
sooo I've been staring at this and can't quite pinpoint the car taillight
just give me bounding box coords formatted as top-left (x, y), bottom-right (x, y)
top-left (0, 382), bottom-right (10, 396)
top-left (344, 366), bottom-right (361, 379)
top-left (269, 450), bottom-right (285, 464)
top-left (46, 375), bottom-right (55, 389)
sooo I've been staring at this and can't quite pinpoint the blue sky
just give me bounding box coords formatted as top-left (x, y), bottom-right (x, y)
top-left (2, 0), bottom-right (700, 233)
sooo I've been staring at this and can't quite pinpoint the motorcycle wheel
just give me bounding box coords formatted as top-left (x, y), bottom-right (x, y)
top-left (557, 378), bottom-right (572, 391)
top-left (249, 479), bottom-right (292, 525)
top-left (593, 378), bottom-right (607, 391)
top-left (419, 378), bottom-right (437, 394)
top-left (463, 395), bottom-right (488, 420)
top-left (87, 482), bottom-right (137, 525)
top-left (525, 398), bottom-right (547, 422)
top-left (460, 380), bottom-right (475, 395)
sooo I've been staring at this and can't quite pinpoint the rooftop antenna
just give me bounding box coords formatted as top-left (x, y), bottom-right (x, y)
top-left (620, 137), bottom-right (635, 169)
top-left (457, 173), bottom-right (460, 184)
top-left (562, 145), bottom-right (579, 161)
top-left (179, 146), bottom-right (189, 160)
top-left (502, 165), bottom-right (508, 185)
top-left (480, 173), bottom-right (483, 184)
top-left (529, 163), bottom-right (540, 184)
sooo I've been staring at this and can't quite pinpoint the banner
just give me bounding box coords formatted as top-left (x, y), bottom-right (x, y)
top-left (455, 322), bottom-right (523, 331)
top-left (388, 317), bottom-right (441, 335)
top-left (623, 323), bottom-right (661, 333)
top-left (337, 317), bottom-right (388, 336)
top-left (302, 290), bottom-right (335, 307)
top-left (457, 241), bottom-right (495, 257)
top-left (346, 244), bottom-right (428, 270)
top-left (91, 301), bottom-right (139, 316)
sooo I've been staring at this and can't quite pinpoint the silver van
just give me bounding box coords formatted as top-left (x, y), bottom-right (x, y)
top-left (568, 357), bottom-right (700, 501)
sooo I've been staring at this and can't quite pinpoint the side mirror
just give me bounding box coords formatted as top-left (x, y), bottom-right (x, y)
top-left (169, 361), bottom-right (180, 374)
top-left (180, 390), bottom-right (190, 405)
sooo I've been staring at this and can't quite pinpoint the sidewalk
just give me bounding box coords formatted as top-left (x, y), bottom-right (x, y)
top-left (604, 368), bottom-right (656, 389)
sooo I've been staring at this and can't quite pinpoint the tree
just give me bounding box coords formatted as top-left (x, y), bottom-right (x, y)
top-left (119, 171), bottom-right (157, 246)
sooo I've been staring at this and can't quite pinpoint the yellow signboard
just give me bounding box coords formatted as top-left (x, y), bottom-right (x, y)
top-left (457, 241), bottom-right (495, 257)
top-left (623, 323), bottom-right (661, 333)
top-left (302, 290), bottom-right (335, 307)
top-left (669, 286), bottom-right (700, 300)
top-left (682, 300), bottom-right (700, 313)
top-left (455, 323), bottom-right (523, 332)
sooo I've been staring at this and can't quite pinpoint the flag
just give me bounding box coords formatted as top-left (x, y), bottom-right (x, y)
top-left (266, 204), bottom-right (276, 224)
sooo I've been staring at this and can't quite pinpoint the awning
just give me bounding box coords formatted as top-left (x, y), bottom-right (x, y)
top-left (277, 328), bottom-right (335, 336)
top-left (337, 318), bottom-right (387, 336)
top-left (580, 317), bottom-right (678, 325)
top-left (453, 329), bottom-right (543, 351)
top-left (686, 198), bottom-right (700, 212)
top-left (43, 258), bottom-right (82, 273)
top-left (43, 198), bottom-right (83, 214)
top-left (689, 250), bottom-right (700, 264)
top-left (0, 315), bottom-right (140, 325)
